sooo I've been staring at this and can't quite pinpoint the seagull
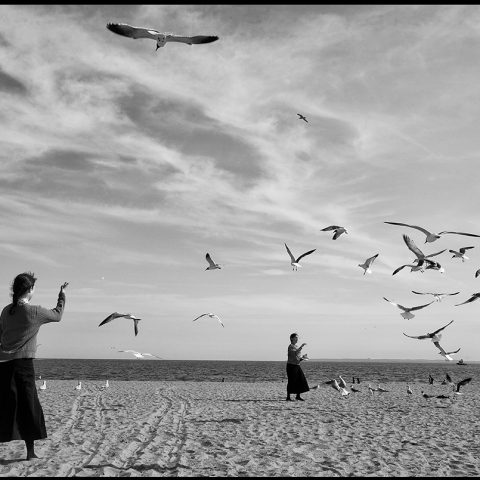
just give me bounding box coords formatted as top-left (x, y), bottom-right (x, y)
top-left (444, 372), bottom-right (454, 386)
top-left (193, 313), bottom-right (224, 327)
top-left (403, 320), bottom-right (454, 344)
top-left (338, 376), bottom-right (348, 389)
top-left (205, 253), bottom-right (221, 270)
top-left (102, 380), bottom-right (110, 389)
top-left (284, 243), bottom-right (316, 271)
top-left (297, 113), bottom-right (308, 123)
top-left (320, 225), bottom-right (348, 240)
top-left (99, 313), bottom-right (141, 336)
top-left (106, 23), bottom-right (219, 51)
top-left (118, 350), bottom-right (162, 359)
top-left (377, 384), bottom-right (389, 393)
top-left (449, 246), bottom-right (474, 262)
top-left (411, 291), bottom-right (460, 302)
top-left (39, 380), bottom-right (46, 391)
top-left (325, 378), bottom-right (349, 395)
top-left (452, 377), bottom-right (472, 395)
top-left (367, 384), bottom-right (377, 395)
top-left (358, 254), bottom-right (379, 275)
top-left (475, 269), bottom-right (480, 278)
top-left (455, 292), bottom-right (480, 306)
top-left (428, 374), bottom-right (434, 385)
top-left (383, 297), bottom-right (434, 320)
top-left (407, 384), bottom-right (413, 395)
top-left (421, 391), bottom-right (435, 399)
top-left (384, 222), bottom-right (480, 243)
top-left (75, 381), bottom-right (82, 391)
top-left (350, 385), bottom-right (361, 393)
top-left (436, 394), bottom-right (450, 399)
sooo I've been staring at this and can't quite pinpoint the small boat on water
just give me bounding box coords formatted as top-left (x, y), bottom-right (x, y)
top-left (457, 358), bottom-right (467, 366)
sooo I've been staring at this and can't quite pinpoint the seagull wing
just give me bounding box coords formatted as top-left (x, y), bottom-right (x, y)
top-left (99, 312), bottom-right (126, 327)
top-left (193, 314), bottom-right (208, 322)
top-left (456, 377), bottom-right (472, 390)
top-left (321, 226), bottom-right (340, 231)
top-left (445, 347), bottom-right (461, 355)
top-left (446, 292), bottom-right (460, 296)
top-left (438, 231), bottom-right (480, 238)
top-left (284, 243), bottom-right (296, 263)
top-left (403, 332), bottom-right (429, 340)
top-left (455, 294), bottom-right (480, 306)
top-left (133, 319), bottom-right (139, 336)
top-left (383, 297), bottom-right (402, 309)
top-left (403, 234), bottom-right (425, 259)
top-left (365, 254), bottom-right (379, 267)
top-left (166, 34), bottom-right (219, 45)
top-left (445, 372), bottom-right (453, 383)
top-left (459, 246), bottom-right (475, 253)
top-left (296, 249), bottom-right (316, 262)
top-left (212, 315), bottom-right (225, 327)
top-left (392, 264), bottom-right (411, 275)
top-left (206, 253), bottom-right (216, 267)
top-left (433, 341), bottom-right (447, 355)
top-left (384, 222), bottom-right (433, 237)
top-left (409, 301), bottom-right (434, 311)
top-left (332, 230), bottom-right (344, 240)
top-left (106, 23), bottom-right (160, 39)
top-left (411, 291), bottom-right (428, 295)
top-left (425, 249), bottom-right (446, 258)
top-left (432, 320), bottom-right (454, 335)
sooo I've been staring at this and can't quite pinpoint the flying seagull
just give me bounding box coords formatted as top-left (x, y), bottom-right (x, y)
top-left (193, 313), bottom-right (224, 327)
top-left (403, 320), bottom-right (454, 342)
top-left (401, 234), bottom-right (446, 271)
top-left (297, 113), bottom-right (308, 123)
top-left (475, 269), bottom-right (480, 278)
top-left (383, 297), bottom-right (434, 320)
top-left (321, 225), bottom-right (348, 240)
top-left (411, 291), bottom-right (460, 302)
top-left (106, 23), bottom-right (219, 50)
top-left (455, 292), bottom-right (480, 306)
top-left (452, 377), bottom-right (472, 395)
top-left (99, 313), bottom-right (141, 336)
top-left (384, 222), bottom-right (480, 243)
top-left (284, 243), bottom-right (316, 271)
top-left (205, 253), bottom-right (221, 270)
top-left (358, 253), bottom-right (379, 275)
top-left (449, 246), bottom-right (474, 262)
top-left (118, 350), bottom-right (162, 359)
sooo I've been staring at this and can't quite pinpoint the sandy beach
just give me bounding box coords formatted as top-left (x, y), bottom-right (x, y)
top-left (0, 380), bottom-right (479, 477)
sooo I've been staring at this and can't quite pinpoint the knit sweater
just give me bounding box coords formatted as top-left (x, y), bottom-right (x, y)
top-left (0, 291), bottom-right (66, 360)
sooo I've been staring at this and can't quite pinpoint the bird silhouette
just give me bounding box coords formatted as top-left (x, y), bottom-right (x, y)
top-left (284, 243), bottom-right (316, 271)
top-left (449, 246), bottom-right (474, 262)
top-left (192, 313), bottom-right (224, 327)
top-left (358, 254), bottom-right (379, 275)
top-left (297, 113), bottom-right (308, 123)
top-left (106, 23), bottom-right (219, 51)
top-left (321, 225), bottom-right (348, 240)
top-left (383, 297), bottom-right (434, 320)
top-left (205, 253), bottom-right (221, 270)
top-left (384, 222), bottom-right (480, 243)
top-left (99, 313), bottom-right (141, 336)
top-left (455, 292), bottom-right (480, 306)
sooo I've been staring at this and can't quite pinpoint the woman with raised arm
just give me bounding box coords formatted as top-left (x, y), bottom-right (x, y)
top-left (0, 272), bottom-right (68, 460)
top-left (286, 333), bottom-right (317, 401)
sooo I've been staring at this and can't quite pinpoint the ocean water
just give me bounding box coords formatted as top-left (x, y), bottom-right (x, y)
top-left (32, 358), bottom-right (479, 384)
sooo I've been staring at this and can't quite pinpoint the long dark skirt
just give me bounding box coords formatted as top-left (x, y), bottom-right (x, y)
top-left (0, 359), bottom-right (47, 442)
top-left (286, 363), bottom-right (310, 394)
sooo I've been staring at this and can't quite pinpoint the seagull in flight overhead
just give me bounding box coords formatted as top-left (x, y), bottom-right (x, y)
top-left (383, 297), bottom-right (434, 320)
top-left (205, 253), bottom-right (221, 270)
top-left (403, 320), bottom-right (454, 343)
top-left (106, 23), bottom-right (219, 50)
top-left (99, 313), bottom-right (141, 336)
top-left (193, 313), bottom-right (224, 327)
top-left (433, 341), bottom-right (461, 361)
top-left (284, 243), bottom-right (316, 271)
top-left (449, 246), bottom-right (474, 262)
top-left (455, 292), bottom-right (480, 306)
top-left (399, 234), bottom-right (446, 273)
top-left (118, 350), bottom-right (162, 359)
top-left (411, 291), bottom-right (460, 302)
top-left (384, 222), bottom-right (480, 243)
top-left (321, 225), bottom-right (348, 240)
top-left (297, 113), bottom-right (308, 123)
top-left (358, 253), bottom-right (379, 275)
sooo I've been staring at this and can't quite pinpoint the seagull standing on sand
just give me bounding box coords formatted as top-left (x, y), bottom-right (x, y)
top-left (383, 297), bottom-right (434, 320)
top-left (193, 313), bottom-right (224, 327)
top-left (284, 243), bottom-right (316, 271)
top-left (99, 313), bottom-right (141, 336)
top-left (358, 254), bottom-right (379, 275)
top-left (377, 384), bottom-right (389, 393)
top-left (455, 292), bottom-right (480, 306)
top-left (39, 380), bottom-right (46, 391)
top-left (75, 381), bottom-right (82, 391)
top-left (297, 113), bottom-right (308, 123)
top-left (411, 291), bottom-right (460, 302)
top-left (321, 225), bottom-right (348, 240)
top-left (106, 23), bottom-right (219, 51)
top-left (407, 384), bottom-right (413, 395)
top-left (449, 246), bottom-right (474, 262)
top-left (367, 384), bottom-right (376, 395)
top-left (205, 253), bottom-right (221, 270)
top-left (384, 222), bottom-right (480, 243)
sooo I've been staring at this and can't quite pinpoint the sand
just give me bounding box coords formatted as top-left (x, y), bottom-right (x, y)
top-left (0, 380), bottom-right (479, 477)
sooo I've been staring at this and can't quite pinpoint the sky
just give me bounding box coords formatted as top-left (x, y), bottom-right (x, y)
top-left (1, 4), bottom-right (480, 361)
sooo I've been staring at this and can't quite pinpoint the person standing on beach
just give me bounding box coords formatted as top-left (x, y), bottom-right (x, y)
top-left (0, 272), bottom-right (68, 460)
top-left (286, 333), bottom-right (315, 401)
